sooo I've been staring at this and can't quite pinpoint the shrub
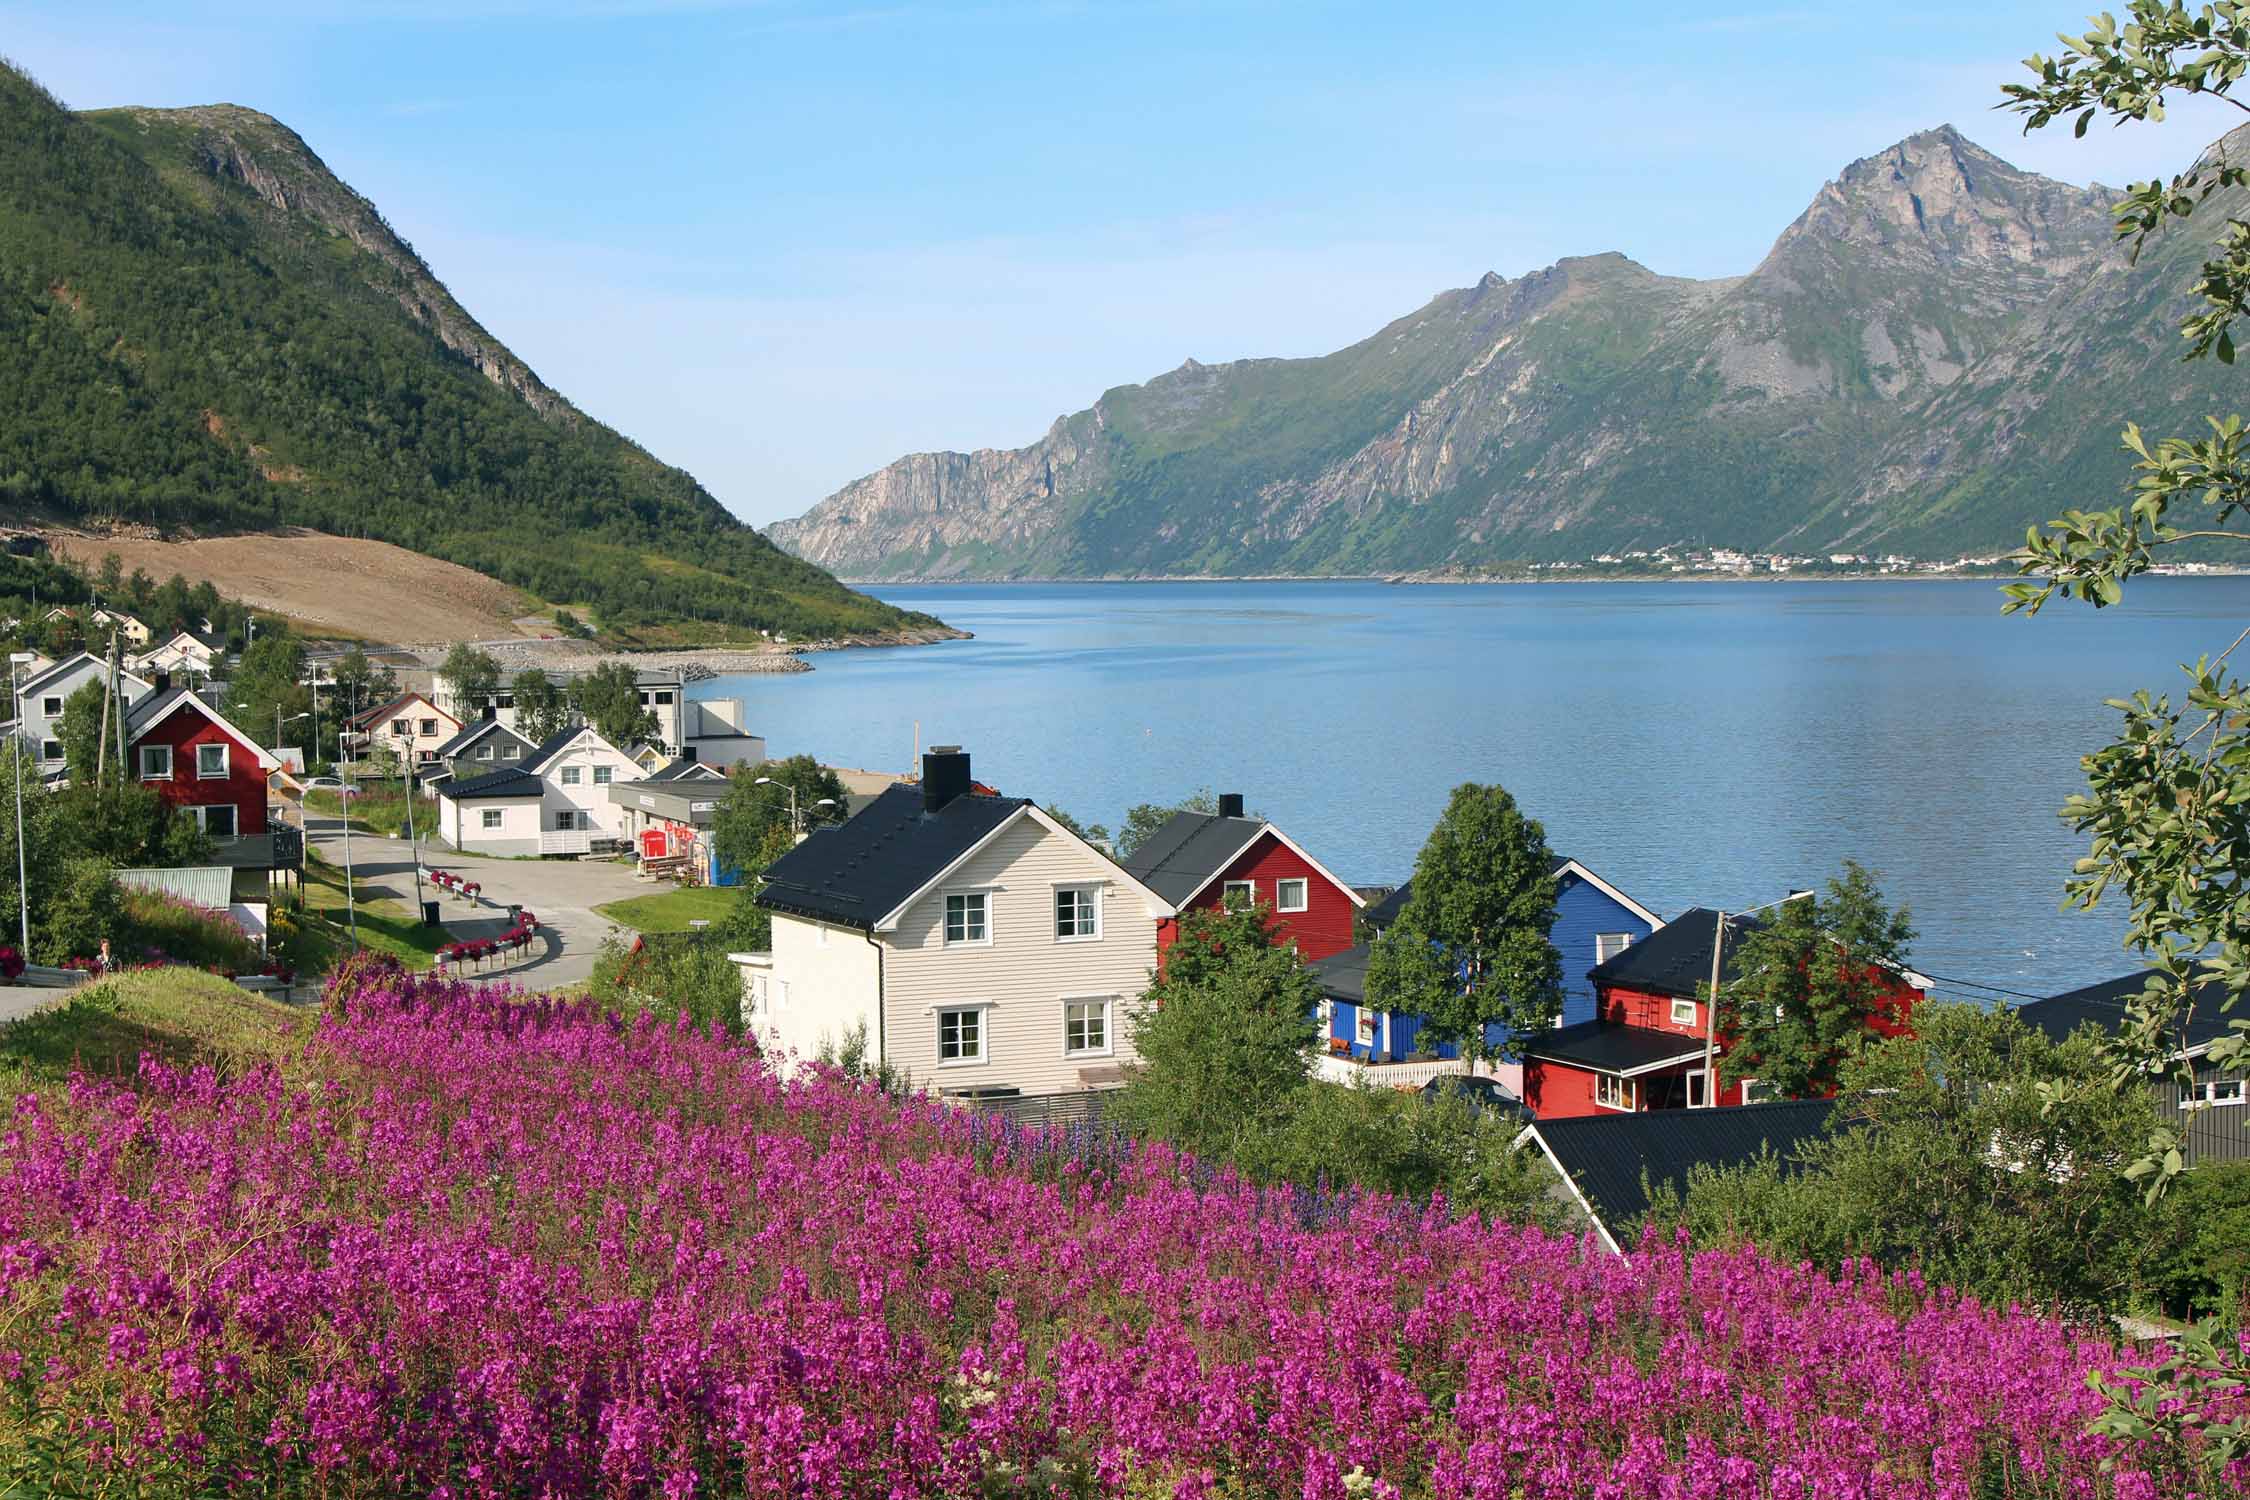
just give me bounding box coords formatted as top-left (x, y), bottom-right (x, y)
top-left (115, 888), bottom-right (258, 974)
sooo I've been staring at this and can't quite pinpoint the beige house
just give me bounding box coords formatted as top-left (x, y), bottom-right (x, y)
top-left (740, 748), bottom-right (1174, 1101)
top-left (343, 692), bottom-right (462, 770)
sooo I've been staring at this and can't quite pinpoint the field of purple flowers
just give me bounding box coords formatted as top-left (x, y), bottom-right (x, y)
top-left (0, 965), bottom-right (2237, 1497)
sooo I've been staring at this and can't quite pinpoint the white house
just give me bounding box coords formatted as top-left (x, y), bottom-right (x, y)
top-left (739, 747), bottom-right (1175, 1102)
top-left (434, 665), bottom-right (689, 752)
top-left (10, 652), bottom-right (155, 773)
top-left (130, 629), bottom-right (224, 680)
top-left (343, 692), bottom-right (462, 770)
top-left (435, 725), bottom-right (645, 855)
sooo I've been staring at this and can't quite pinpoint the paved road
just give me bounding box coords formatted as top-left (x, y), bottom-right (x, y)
top-left (304, 813), bottom-right (655, 989)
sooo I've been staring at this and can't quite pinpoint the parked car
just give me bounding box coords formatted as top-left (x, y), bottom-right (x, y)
top-left (1420, 1074), bottom-right (1530, 1124)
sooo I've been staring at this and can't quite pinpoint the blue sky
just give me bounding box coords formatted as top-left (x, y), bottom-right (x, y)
top-left (4, 1), bottom-right (2241, 525)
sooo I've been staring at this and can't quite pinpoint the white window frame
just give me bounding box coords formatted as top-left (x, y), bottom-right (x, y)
top-left (39, 695), bottom-right (61, 717)
top-left (1221, 879), bottom-right (1255, 908)
top-left (38, 739), bottom-right (62, 764)
top-left (2184, 1078), bottom-right (2247, 1110)
top-left (1669, 997), bottom-right (1698, 1028)
top-left (475, 745), bottom-right (495, 761)
top-left (139, 744), bottom-right (172, 781)
top-left (1061, 996), bottom-right (1113, 1058)
top-left (193, 803), bottom-right (238, 839)
top-left (1054, 883), bottom-right (1101, 942)
top-left (1595, 932), bottom-right (1636, 964)
top-left (559, 766), bottom-right (582, 786)
top-left (480, 808), bottom-right (504, 830)
top-left (1686, 1069), bottom-right (1709, 1108)
top-left (1595, 1074), bottom-right (1637, 1111)
top-left (503, 745), bottom-right (521, 760)
top-left (936, 1003), bottom-right (990, 1066)
top-left (1355, 1003), bottom-right (1378, 1048)
top-left (195, 742), bottom-right (229, 780)
top-left (943, 890), bottom-right (991, 946)
top-left (1275, 877), bottom-right (1309, 913)
top-left (593, 766), bottom-right (613, 785)
top-left (554, 809), bottom-right (577, 832)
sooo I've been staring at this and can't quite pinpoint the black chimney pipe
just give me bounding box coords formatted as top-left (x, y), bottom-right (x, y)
top-left (923, 746), bottom-right (972, 813)
top-left (1218, 792), bottom-right (1245, 819)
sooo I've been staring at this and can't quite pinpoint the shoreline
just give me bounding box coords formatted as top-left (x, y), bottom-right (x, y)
top-left (835, 567), bottom-right (2248, 587)
top-left (398, 625), bottom-right (971, 681)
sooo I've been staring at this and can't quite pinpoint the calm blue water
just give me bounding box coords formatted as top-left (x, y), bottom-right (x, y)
top-left (699, 578), bottom-right (2250, 1000)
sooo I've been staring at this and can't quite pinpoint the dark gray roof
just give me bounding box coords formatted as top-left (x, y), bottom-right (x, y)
top-left (1586, 907), bottom-right (1764, 1000)
top-left (124, 684), bottom-right (203, 737)
top-left (647, 759), bottom-right (728, 784)
top-left (1118, 811), bottom-right (1268, 905)
top-left (756, 784), bottom-right (1030, 930)
top-left (2018, 970), bottom-right (2239, 1056)
top-left (438, 765), bottom-right (545, 801)
top-left (1530, 1098), bottom-right (1836, 1242)
top-left (1310, 944), bottom-right (1371, 1005)
top-left (1522, 1019), bottom-right (1708, 1075)
top-left (432, 718), bottom-right (535, 761)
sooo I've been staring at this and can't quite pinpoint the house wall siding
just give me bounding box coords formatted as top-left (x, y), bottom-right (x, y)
top-left (136, 710), bottom-right (266, 834)
top-left (440, 796), bottom-right (542, 856)
top-left (540, 735), bottom-right (644, 836)
top-left (756, 914), bottom-right (881, 1066)
top-left (2172, 1062), bottom-right (2250, 1164)
top-left (16, 659), bottom-right (152, 768)
top-left (1160, 831), bottom-right (1358, 962)
top-left (1553, 876), bottom-right (1658, 1027)
top-left (883, 815), bottom-right (1161, 1098)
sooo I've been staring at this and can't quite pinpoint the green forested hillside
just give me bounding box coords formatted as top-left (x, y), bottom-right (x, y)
top-left (0, 62), bottom-right (938, 640)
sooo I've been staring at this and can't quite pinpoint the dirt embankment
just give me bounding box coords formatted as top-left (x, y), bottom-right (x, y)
top-left (42, 527), bottom-right (533, 641)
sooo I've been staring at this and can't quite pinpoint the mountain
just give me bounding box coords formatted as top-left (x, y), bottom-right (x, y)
top-left (0, 62), bottom-right (940, 642)
top-left (772, 126), bottom-right (2243, 578)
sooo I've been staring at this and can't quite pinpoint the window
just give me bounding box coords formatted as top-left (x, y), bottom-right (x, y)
top-left (1275, 878), bottom-right (1309, 913)
top-left (1221, 880), bottom-right (1255, 908)
top-left (1686, 1069), bottom-right (1709, 1108)
top-left (40, 695), bottom-right (61, 716)
top-left (196, 743), bottom-right (228, 780)
top-left (420, 718), bottom-right (437, 736)
top-left (944, 891), bottom-right (989, 944)
top-left (937, 1006), bottom-right (985, 1064)
top-left (139, 745), bottom-right (172, 780)
top-left (1595, 1074), bottom-right (1636, 1110)
top-left (1356, 1004), bottom-right (1379, 1048)
top-left (476, 745), bottom-right (494, 761)
top-left (593, 767), bottom-right (613, 785)
top-left (194, 804), bottom-right (237, 839)
top-left (1595, 932), bottom-right (1636, 964)
top-left (1669, 997), bottom-right (1698, 1028)
top-left (38, 739), bottom-right (61, 763)
top-left (392, 719), bottom-right (411, 737)
top-left (503, 745), bottom-right (520, 760)
top-left (2186, 1078), bottom-right (2247, 1109)
top-left (480, 808), bottom-right (503, 830)
top-left (555, 810), bottom-right (578, 831)
top-left (1055, 885), bottom-right (1100, 940)
top-left (560, 767), bottom-right (582, 786)
top-left (655, 691), bottom-right (674, 705)
top-left (1064, 998), bottom-right (1110, 1056)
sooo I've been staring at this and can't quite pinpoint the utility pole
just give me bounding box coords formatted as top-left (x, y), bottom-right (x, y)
top-left (110, 631), bottom-right (125, 777)
top-left (1700, 911), bottom-right (1728, 1110)
top-left (9, 653), bottom-right (29, 953)
top-left (95, 636), bottom-right (113, 787)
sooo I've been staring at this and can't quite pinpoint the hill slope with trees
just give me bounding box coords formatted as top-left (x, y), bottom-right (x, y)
top-left (0, 61), bottom-right (940, 642)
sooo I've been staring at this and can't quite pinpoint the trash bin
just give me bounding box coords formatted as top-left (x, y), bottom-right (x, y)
top-left (422, 900), bottom-right (440, 928)
top-left (508, 904), bottom-right (522, 925)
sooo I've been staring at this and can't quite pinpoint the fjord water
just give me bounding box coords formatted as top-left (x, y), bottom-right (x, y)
top-left (703, 578), bottom-right (2250, 998)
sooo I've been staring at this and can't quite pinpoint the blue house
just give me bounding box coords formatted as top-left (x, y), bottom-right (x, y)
top-left (1310, 857), bottom-right (1663, 1089)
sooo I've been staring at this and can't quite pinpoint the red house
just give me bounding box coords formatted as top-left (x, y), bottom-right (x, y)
top-left (1521, 906), bottom-right (1925, 1119)
top-left (126, 685), bottom-right (281, 841)
top-left (1118, 793), bottom-right (1363, 961)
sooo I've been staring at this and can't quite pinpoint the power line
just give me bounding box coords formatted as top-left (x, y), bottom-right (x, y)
top-left (1910, 970), bottom-right (2058, 1003)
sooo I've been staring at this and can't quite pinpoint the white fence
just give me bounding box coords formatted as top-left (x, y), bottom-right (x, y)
top-left (1311, 1054), bottom-right (1472, 1090)
top-left (540, 830), bottom-right (592, 856)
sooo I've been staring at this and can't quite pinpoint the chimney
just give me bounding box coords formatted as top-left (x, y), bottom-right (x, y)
top-left (482, 704), bottom-right (497, 722)
top-left (922, 745), bottom-right (972, 813)
top-left (152, 670), bottom-right (171, 695)
top-left (680, 746), bottom-right (698, 764)
top-left (1218, 792), bottom-right (1245, 819)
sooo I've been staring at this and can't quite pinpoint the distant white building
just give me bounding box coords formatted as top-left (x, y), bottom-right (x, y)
top-left (435, 725), bottom-right (646, 856)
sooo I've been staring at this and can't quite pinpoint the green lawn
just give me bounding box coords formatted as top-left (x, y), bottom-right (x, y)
top-left (0, 969), bottom-right (299, 1095)
top-left (594, 885), bottom-right (744, 934)
top-left (304, 780), bottom-right (426, 839)
top-left (295, 850), bottom-right (450, 968)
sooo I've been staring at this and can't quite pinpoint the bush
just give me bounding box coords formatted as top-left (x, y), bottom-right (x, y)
top-left (116, 888), bottom-right (259, 974)
top-left (588, 933), bottom-right (745, 1036)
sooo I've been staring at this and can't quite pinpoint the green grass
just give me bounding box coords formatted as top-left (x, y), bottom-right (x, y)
top-left (304, 782), bottom-right (421, 839)
top-left (295, 850), bottom-right (449, 967)
top-left (594, 885), bottom-right (743, 934)
top-left (0, 969), bottom-right (299, 1094)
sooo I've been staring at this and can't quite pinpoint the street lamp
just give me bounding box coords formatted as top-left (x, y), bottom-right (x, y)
top-left (1699, 889), bottom-right (1814, 1108)
top-left (276, 708), bottom-right (309, 750)
top-left (8, 651), bottom-right (33, 954)
top-left (754, 779), bottom-right (839, 837)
